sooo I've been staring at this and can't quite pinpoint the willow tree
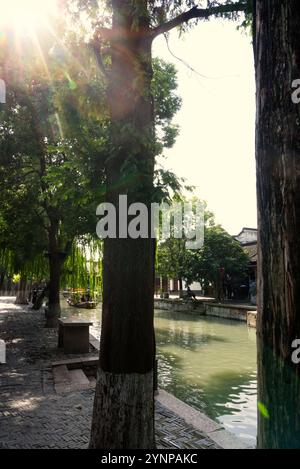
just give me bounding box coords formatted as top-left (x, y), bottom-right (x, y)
top-left (254, 0), bottom-right (300, 449)
top-left (62, 239), bottom-right (104, 300)
top-left (65, 0), bottom-right (252, 449)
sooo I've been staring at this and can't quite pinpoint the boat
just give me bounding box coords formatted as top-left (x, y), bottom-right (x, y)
top-left (67, 298), bottom-right (98, 309)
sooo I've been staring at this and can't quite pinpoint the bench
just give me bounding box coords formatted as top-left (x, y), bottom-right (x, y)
top-left (58, 318), bottom-right (93, 354)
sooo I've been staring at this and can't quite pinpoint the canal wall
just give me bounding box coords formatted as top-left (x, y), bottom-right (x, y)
top-left (156, 389), bottom-right (252, 449)
top-left (154, 298), bottom-right (257, 324)
top-left (154, 298), bottom-right (206, 314)
top-left (246, 311), bottom-right (257, 328)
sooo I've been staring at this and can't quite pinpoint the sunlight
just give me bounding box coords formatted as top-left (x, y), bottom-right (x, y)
top-left (0, 0), bottom-right (58, 32)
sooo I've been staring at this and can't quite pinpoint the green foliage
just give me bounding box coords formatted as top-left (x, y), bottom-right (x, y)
top-left (0, 27), bottom-right (105, 282)
top-left (150, 1), bottom-right (250, 32)
top-left (65, 1), bottom-right (250, 37)
top-left (185, 225), bottom-right (249, 286)
top-left (152, 59), bottom-right (181, 150)
top-left (157, 198), bottom-right (250, 296)
top-left (62, 238), bottom-right (103, 299)
top-left (258, 402), bottom-right (270, 420)
top-left (0, 14), bottom-right (183, 282)
top-left (0, 0), bottom-right (251, 287)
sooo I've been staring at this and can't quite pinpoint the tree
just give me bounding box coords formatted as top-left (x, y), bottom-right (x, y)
top-left (157, 209), bottom-right (249, 300)
top-left (157, 237), bottom-right (187, 290)
top-left (0, 15), bottom-right (183, 329)
top-left (0, 83), bottom-right (101, 324)
top-left (156, 198), bottom-right (215, 292)
top-left (72, 0), bottom-right (251, 448)
top-left (0, 180), bottom-right (48, 304)
top-left (254, 0), bottom-right (300, 449)
top-left (0, 29), bottom-right (107, 325)
top-left (187, 226), bottom-right (249, 299)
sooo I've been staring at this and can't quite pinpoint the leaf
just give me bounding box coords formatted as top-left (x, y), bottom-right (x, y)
top-left (258, 402), bottom-right (270, 419)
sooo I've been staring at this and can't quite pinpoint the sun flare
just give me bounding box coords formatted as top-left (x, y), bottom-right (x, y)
top-left (0, 0), bottom-right (58, 32)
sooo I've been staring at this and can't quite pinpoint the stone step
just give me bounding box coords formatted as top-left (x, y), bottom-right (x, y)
top-left (68, 369), bottom-right (90, 391)
top-left (52, 356), bottom-right (99, 369)
top-left (89, 334), bottom-right (100, 351)
top-left (53, 364), bottom-right (95, 393)
top-left (53, 365), bottom-right (71, 384)
top-left (52, 358), bottom-right (82, 369)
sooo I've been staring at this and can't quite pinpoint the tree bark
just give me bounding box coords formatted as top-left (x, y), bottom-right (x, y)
top-left (15, 275), bottom-right (28, 305)
top-left (255, 0), bottom-right (300, 448)
top-left (45, 219), bottom-right (62, 328)
top-left (0, 271), bottom-right (5, 292)
top-left (90, 0), bottom-right (155, 449)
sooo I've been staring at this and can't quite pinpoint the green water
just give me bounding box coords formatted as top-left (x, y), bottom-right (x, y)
top-left (155, 309), bottom-right (257, 445)
top-left (61, 300), bottom-right (257, 445)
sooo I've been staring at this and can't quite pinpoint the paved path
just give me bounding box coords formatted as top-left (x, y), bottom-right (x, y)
top-left (0, 297), bottom-right (220, 449)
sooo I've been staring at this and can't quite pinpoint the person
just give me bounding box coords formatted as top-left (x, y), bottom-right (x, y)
top-left (187, 286), bottom-right (196, 300)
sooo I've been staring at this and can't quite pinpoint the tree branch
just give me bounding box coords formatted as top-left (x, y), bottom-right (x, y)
top-left (89, 42), bottom-right (109, 79)
top-left (94, 27), bottom-right (115, 41)
top-left (151, 2), bottom-right (249, 39)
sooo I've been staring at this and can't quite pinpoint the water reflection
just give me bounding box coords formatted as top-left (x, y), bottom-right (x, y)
top-left (61, 299), bottom-right (257, 445)
top-left (155, 310), bottom-right (257, 445)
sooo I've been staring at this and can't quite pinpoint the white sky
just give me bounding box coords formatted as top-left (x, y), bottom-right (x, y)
top-left (153, 19), bottom-right (257, 235)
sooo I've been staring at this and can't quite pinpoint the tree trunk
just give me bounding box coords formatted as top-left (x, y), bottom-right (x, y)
top-left (45, 220), bottom-right (61, 328)
top-left (15, 275), bottom-right (28, 305)
top-left (32, 284), bottom-right (48, 311)
top-left (255, 0), bottom-right (300, 448)
top-left (0, 271), bottom-right (5, 292)
top-left (90, 1), bottom-right (155, 449)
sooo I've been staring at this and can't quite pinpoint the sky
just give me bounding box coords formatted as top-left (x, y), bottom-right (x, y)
top-left (153, 20), bottom-right (257, 235)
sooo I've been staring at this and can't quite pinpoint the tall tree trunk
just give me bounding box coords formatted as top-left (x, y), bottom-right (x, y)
top-left (0, 270), bottom-right (5, 293)
top-left (255, 0), bottom-right (300, 448)
top-left (45, 220), bottom-right (61, 328)
top-left (15, 275), bottom-right (28, 305)
top-left (90, 0), bottom-right (155, 449)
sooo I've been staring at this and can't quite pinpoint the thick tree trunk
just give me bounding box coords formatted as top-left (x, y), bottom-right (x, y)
top-left (15, 275), bottom-right (28, 305)
top-left (255, 1), bottom-right (300, 448)
top-left (90, 369), bottom-right (154, 448)
top-left (45, 220), bottom-right (61, 328)
top-left (90, 0), bottom-right (155, 449)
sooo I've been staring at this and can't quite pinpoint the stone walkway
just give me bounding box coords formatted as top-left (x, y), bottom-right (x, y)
top-left (0, 297), bottom-right (220, 449)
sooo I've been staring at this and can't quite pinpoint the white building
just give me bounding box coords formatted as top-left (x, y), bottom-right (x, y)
top-left (234, 227), bottom-right (257, 245)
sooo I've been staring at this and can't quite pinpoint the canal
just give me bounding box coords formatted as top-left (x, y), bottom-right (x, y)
top-left (61, 300), bottom-right (257, 446)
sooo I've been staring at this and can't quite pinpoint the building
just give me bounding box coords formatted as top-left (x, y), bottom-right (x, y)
top-left (234, 227), bottom-right (258, 246)
top-left (234, 227), bottom-right (257, 281)
top-left (234, 227), bottom-right (257, 304)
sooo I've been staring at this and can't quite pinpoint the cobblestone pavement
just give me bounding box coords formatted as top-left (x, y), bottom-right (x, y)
top-left (0, 297), bottom-right (220, 449)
